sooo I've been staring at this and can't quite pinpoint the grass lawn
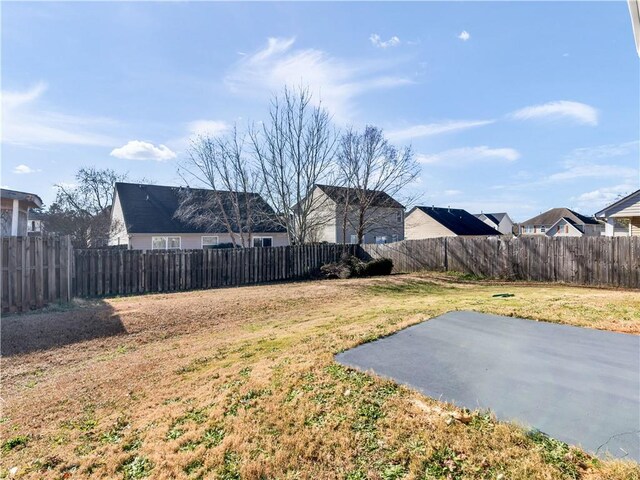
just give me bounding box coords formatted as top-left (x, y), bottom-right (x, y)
top-left (1, 274), bottom-right (639, 479)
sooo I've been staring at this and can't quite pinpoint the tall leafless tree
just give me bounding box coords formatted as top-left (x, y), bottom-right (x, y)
top-left (336, 126), bottom-right (419, 244)
top-left (250, 87), bottom-right (338, 245)
top-left (50, 167), bottom-right (128, 247)
top-left (178, 126), bottom-right (266, 248)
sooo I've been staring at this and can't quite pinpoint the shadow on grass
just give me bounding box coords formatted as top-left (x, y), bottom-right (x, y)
top-left (365, 279), bottom-right (451, 296)
top-left (1, 299), bottom-right (126, 356)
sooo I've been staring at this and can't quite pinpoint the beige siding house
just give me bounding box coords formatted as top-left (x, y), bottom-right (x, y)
top-left (595, 189), bottom-right (640, 236)
top-left (405, 206), bottom-right (501, 239)
top-left (306, 185), bottom-right (404, 244)
top-left (109, 183), bottom-right (288, 250)
top-left (520, 208), bottom-right (603, 237)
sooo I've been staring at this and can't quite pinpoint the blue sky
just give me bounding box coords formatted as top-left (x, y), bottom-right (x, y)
top-left (2, 1), bottom-right (639, 221)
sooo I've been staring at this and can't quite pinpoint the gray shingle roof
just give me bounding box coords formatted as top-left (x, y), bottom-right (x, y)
top-left (316, 184), bottom-right (404, 209)
top-left (412, 206), bottom-right (501, 235)
top-left (115, 183), bottom-right (286, 234)
top-left (521, 208), bottom-right (599, 227)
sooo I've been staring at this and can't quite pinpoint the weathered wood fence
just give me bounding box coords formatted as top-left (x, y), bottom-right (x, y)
top-left (73, 243), bottom-right (357, 298)
top-left (1, 235), bottom-right (73, 313)
top-left (361, 236), bottom-right (640, 289)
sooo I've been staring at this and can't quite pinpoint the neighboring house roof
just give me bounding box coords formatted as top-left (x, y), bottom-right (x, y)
top-left (521, 208), bottom-right (599, 227)
top-left (474, 212), bottom-right (509, 227)
top-left (315, 184), bottom-right (404, 209)
top-left (114, 182), bottom-right (286, 234)
top-left (28, 210), bottom-right (47, 221)
top-left (547, 217), bottom-right (584, 234)
top-left (594, 189), bottom-right (640, 217)
top-left (1, 188), bottom-right (43, 208)
top-left (411, 206), bottom-right (501, 235)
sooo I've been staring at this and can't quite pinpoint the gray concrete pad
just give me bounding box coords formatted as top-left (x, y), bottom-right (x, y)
top-left (336, 311), bottom-right (640, 461)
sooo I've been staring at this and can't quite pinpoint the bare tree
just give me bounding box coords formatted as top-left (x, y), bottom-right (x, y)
top-left (336, 126), bottom-right (419, 244)
top-left (177, 127), bottom-right (267, 248)
top-left (49, 167), bottom-right (128, 247)
top-left (250, 87), bottom-right (338, 245)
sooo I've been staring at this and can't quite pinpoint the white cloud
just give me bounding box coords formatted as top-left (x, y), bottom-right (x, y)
top-left (370, 34), bottom-right (401, 48)
top-left (387, 119), bottom-right (494, 142)
top-left (416, 146), bottom-right (520, 165)
top-left (110, 140), bottom-right (177, 161)
top-left (187, 120), bottom-right (230, 138)
top-left (225, 37), bottom-right (412, 122)
top-left (548, 164), bottom-right (637, 182)
top-left (572, 184), bottom-right (636, 211)
top-left (564, 140), bottom-right (639, 162)
top-left (12, 164), bottom-right (41, 174)
top-left (444, 189), bottom-right (462, 196)
top-left (510, 100), bottom-right (598, 126)
top-left (1, 83), bottom-right (118, 147)
top-left (458, 31), bottom-right (470, 41)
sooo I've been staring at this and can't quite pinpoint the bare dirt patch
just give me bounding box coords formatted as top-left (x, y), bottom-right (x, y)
top-left (2, 275), bottom-right (638, 479)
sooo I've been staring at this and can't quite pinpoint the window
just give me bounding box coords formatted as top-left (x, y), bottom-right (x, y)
top-left (152, 236), bottom-right (181, 250)
top-left (396, 210), bottom-right (402, 223)
top-left (540, 226), bottom-right (546, 233)
top-left (375, 236), bottom-right (387, 244)
top-left (202, 236), bottom-right (219, 248)
top-left (392, 234), bottom-right (398, 243)
top-left (350, 234), bottom-right (358, 244)
top-left (253, 236), bottom-right (273, 247)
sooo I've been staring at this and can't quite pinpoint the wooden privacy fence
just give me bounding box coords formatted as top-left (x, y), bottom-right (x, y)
top-left (1, 235), bottom-right (73, 313)
top-left (74, 243), bottom-right (357, 298)
top-left (361, 236), bottom-right (640, 289)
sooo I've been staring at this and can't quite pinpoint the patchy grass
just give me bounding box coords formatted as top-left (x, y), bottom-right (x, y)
top-left (1, 274), bottom-right (639, 479)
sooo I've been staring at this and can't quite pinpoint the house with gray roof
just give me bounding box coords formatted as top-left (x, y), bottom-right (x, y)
top-left (109, 182), bottom-right (288, 250)
top-left (474, 212), bottom-right (515, 235)
top-left (304, 184), bottom-right (405, 244)
top-left (1, 188), bottom-right (43, 237)
top-left (405, 206), bottom-right (501, 239)
top-left (519, 207), bottom-right (603, 237)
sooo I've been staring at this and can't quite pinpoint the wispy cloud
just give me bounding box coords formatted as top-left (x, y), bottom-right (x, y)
top-left (387, 119), bottom-right (494, 142)
top-left (416, 146), bottom-right (520, 165)
top-left (510, 100), bottom-right (598, 126)
top-left (564, 140), bottom-right (639, 162)
top-left (12, 164), bottom-right (41, 174)
top-left (548, 164), bottom-right (637, 182)
top-left (572, 183), bottom-right (636, 209)
top-left (187, 120), bottom-right (230, 138)
top-left (1, 82), bottom-right (118, 147)
top-left (370, 34), bottom-right (401, 48)
top-left (110, 140), bottom-right (177, 161)
top-left (225, 37), bottom-right (412, 122)
top-left (458, 31), bottom-right (470, 41)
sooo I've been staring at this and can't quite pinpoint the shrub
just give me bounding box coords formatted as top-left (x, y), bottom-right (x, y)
top-left (319, 255), bottom-right (393, 279)
top-left (361, 258), bottom-right (393, 277)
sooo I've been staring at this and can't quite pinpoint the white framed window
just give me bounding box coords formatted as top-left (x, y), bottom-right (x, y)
top-left (152, 236), bottom-right (181, 250)
top-left (540, 226), bottom-right (546, 233)
top-left (253, 236), bottom-right (273, 247)
top-left (349, 234), bottom-right (358, 244)
top-left (396, 210), bottom-right (402, 223)
top-left (202, 235), bottom-right (219, 248)
top-left (375, 236), bottom-right (387, 245)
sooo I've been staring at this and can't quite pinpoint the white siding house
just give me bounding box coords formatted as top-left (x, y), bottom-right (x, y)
top-left (595, 189), bottom-right (640, 236)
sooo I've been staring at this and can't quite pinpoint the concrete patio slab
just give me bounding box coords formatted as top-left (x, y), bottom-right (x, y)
top-left (335, 311), bottom-right (640, 461)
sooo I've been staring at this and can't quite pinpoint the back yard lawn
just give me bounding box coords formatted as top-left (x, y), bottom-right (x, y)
top-left (1, 274), bottom-right (639, 479)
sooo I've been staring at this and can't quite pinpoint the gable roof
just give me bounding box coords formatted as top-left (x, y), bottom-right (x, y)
top-left (410, 206), bottom-right (501, 236)
top-left (114, 182), bottom-right (286, 234)
top-left (315, 184), bottom-right (404, 209)
top-left (474, 212), bottom-right (509, 227)
top-left (521, 207), bottom-right (599, 227)
top-left (547, 217), bottom-right (584, 234)
top-left (594, 189), bottom-right (640, 217)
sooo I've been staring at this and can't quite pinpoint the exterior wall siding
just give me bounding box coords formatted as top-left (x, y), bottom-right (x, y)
top-left (405, 209), bottom-right (455, 239)
top-left (128, 232), bottom-right (290, 251)
top-left (335, 205), bottom-right (404, 244)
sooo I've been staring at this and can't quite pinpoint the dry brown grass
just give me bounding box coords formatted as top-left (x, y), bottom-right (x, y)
top-left (1, 274), bottom-right (639, 479)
